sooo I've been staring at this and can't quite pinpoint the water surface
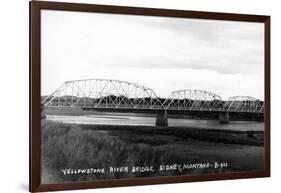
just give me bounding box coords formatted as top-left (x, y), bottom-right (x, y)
top-left (47, 113), bottom-right (264, 131)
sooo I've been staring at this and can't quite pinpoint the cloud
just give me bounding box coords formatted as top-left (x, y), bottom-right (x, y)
top-left (41, 10), bottom-right (264, 99)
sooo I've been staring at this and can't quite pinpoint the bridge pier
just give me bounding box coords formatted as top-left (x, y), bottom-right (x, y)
top-left (219, 112), bottom-right (229, 124)
top-left (156, 110), bottom-right (168, 126)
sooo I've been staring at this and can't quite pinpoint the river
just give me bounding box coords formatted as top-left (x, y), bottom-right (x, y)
top-left (46, 112), bottom-right (264, 131)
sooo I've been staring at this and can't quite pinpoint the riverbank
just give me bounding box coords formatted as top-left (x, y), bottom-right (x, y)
top-left (80, 124), bottom-right (264, 146)
top-left (41, 120), bottom-right (264, 184)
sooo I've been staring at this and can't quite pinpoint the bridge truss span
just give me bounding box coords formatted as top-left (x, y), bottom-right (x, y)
top-left (42, 80), bottom-right (264, 114)
top-left (163, 89), bottom-right (223, 111)
top-left (221, 96), bottom-right (264, 113)
top-left (42, 79), bottom-right (162, 109)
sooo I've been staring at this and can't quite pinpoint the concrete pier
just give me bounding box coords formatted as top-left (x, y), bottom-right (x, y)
top-left (219, 112), bottom-right (229, 124)
top-left (155, 110), bottom-right (168, 126)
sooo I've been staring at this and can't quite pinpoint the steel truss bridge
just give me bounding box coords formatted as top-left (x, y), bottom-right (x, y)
top-left (42, 79), bottom-right (264, 114)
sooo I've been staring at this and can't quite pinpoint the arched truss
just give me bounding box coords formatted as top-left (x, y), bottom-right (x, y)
top-left (221, 96), bottom-right (264, 113)
top-left (163, 89), bottom-right (223, 111)
top-left (42, 79), bottom-right (162, 109)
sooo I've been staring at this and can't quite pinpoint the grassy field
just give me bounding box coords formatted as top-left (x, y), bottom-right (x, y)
top-left (41, 119), bottom-right (264, 184)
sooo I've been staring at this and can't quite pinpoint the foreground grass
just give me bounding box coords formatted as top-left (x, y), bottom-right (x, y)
top-left (42, 120), bottom-right (183, 183)
top-left (41, 120), bottom-right (264, 184)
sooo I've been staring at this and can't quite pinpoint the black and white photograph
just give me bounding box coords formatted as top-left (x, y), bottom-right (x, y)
top-left (40, 9), bottom-right (265, 184)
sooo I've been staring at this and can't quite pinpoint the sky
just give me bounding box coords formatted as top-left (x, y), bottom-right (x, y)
top-left (41, 10), bottom-right (264, 100)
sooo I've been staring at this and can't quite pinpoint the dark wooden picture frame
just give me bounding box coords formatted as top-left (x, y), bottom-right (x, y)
top-left (30, 1), bottom-right (270, 192)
